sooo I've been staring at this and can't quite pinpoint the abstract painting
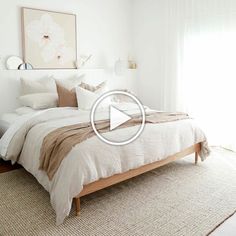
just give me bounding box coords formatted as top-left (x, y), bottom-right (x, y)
top-left (22, 8), bottom-right (77, 69)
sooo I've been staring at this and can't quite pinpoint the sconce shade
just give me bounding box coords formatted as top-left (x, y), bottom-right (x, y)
top-left (114, 59), bottom-right (127, 76)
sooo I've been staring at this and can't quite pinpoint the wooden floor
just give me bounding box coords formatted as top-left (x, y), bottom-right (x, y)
top-left (211, 211), bottom-right (236, 236)
top-left (0, 159), bottom-right (21, 173)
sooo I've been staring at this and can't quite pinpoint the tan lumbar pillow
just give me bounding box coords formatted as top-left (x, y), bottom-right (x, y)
top-left (56, 84), bottom-right (77, 107)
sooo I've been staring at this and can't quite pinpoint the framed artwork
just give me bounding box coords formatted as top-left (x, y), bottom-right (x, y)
top-left (21, 7), bottom-right (77, 69)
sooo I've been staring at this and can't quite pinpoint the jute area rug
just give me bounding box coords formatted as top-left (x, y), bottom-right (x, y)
top-left (0, 148), bottom-right (235, 236)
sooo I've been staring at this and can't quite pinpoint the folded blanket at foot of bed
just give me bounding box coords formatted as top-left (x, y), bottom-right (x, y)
top-left (39, 112), bottom-right (190, 180)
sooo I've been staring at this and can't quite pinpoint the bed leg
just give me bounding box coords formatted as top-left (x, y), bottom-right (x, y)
top-left (75, 198), bottom-right (81, 216)
top-left (195, 152), bottom-right (198, 165)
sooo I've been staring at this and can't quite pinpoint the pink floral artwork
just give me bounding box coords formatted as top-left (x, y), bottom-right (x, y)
top-left (22, 8), bottom-right (77, 69)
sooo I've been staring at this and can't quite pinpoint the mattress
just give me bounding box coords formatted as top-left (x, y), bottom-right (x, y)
top-left (0, 113), bottom-right (21, 137)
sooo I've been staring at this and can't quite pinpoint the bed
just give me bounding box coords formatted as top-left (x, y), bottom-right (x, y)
top-left (0, 113), bottom-right (21, 137)
top-left (0, 104), bottom-right (210, 225)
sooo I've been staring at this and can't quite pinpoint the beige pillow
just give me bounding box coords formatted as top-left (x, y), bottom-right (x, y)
top-left (76, 86), bottom-right (110, 110)
top-left (56, 74), bottom-right (84, 90)
top-left (18, 93), bottom-right (58, 109)
top-left (57, 84), bottom-right (77, 107)
top-left (56, 80), bottom-right (107, 108)
top-left (80, 81), bottom-right (107, 92)
top-left (20, 76), bottom-right (57, 95)
top-left (111, 89), bottom-right (135, 103)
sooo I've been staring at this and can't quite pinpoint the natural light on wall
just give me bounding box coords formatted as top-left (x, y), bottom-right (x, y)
top-left (182, 30), bottom-right (236, 151)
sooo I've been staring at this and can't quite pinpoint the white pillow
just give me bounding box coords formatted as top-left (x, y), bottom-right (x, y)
top-left (76, 86), bottom-right (110, 110)
top-left (15, 107), bottom-right (37, 115)
top-left (18, 93), bottom-right (58, 109)
top-left (56, 74), bottom-right (84, 90)
top-left (21, 76), bottom-right (57, 95)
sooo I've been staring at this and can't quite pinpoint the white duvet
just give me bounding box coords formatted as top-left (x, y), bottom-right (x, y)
top-left (0, 105), bottom-right (210, 225)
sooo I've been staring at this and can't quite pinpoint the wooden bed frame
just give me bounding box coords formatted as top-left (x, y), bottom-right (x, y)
top-left (74, 143), bottom-right (201, 215)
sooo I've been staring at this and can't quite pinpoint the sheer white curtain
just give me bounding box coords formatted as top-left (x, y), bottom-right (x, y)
top-left (163, 0), bottom-right (236, 150)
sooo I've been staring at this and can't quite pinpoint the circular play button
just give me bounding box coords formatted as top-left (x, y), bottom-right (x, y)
top-left (90, 91), bottom-right (146, 146)
top-left (109, 106), bottom-right (132, 131)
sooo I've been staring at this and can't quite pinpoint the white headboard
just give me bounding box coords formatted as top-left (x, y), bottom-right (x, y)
top-left (0, 69), bottom-right (137, 115)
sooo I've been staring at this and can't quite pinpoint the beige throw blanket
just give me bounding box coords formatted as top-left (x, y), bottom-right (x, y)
top-left (39, 112), bottom-right (189, 180)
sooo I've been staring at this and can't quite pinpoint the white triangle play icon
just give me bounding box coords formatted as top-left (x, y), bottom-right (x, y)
top-left (110, 106), bottom-right (132, 131)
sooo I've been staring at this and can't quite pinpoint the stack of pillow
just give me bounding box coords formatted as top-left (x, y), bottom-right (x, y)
top-left (18, 75), bottom-right (108, 111)
top-left (19, 76), bottom-right (58, 110)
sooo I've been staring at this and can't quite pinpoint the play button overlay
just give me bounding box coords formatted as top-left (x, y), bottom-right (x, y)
top-left (110, 106), bottom-right (132, 131)
top-left (90, 91), bottom-right (145, 146)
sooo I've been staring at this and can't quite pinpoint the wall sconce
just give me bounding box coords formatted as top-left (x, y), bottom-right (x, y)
top-left (114, 59), bottom-right (127, 76)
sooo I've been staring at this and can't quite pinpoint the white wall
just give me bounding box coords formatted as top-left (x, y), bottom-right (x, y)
top-left (132, 0), bottom-right (161, 110)
top-left (0, 0), bottom-right (132, 68)
top-left (132, 0), bottom-right (173, 110)
top-left (0, 0), bottom-right (139, 114)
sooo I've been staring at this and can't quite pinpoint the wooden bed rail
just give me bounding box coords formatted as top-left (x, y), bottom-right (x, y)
top-left (74, 143), bottom-right (201, 216)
